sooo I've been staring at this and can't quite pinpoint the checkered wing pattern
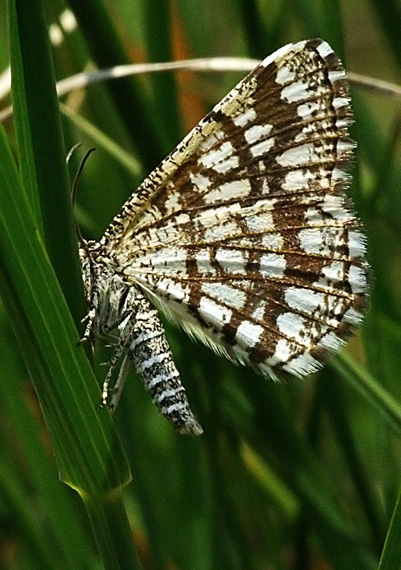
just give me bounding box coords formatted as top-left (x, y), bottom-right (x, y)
top-left (100, 38), bottom-right (368, 381)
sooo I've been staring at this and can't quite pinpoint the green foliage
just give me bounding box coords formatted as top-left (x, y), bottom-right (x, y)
top-left (1, 0), bottom-right (401, 568)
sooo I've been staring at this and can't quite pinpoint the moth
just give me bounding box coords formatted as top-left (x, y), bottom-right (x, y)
top-left (79, 39), bottom-right (369, 435)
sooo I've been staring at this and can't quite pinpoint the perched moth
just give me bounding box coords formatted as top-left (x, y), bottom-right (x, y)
top-left (80, 39), bottom-right (369, 435)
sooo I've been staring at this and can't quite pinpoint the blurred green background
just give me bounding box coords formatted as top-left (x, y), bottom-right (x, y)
top-left (1, 0), bottom-right (401, 568)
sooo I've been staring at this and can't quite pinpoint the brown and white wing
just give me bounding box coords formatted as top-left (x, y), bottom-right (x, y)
top-left (102, 39), bottom-right (369, 379)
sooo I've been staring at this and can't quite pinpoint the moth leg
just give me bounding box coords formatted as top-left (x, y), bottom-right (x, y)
top-left (98, 321), bottom-right (130, 408)
top-left (79, 243), bottom-right (103, 343)
top-left (106, 354), bottom-right (131, 411)
top-left (80, 307), bottom-right (97, 343)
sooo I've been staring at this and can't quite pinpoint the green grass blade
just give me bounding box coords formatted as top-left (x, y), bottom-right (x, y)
top-left (4, 5), bottom-right (146, 566)
top-left (9, 0), bottom-right (84, 324)
top-left (87, 500), bottom-right (143, 570)
top-left (236, 0), bottom-right (269, 59)
top-left (0, 312), bottom-right (97, 568)
top-left (369, 0), bottom-right (401, 69)
top-left (0, 123), bottom-right (129, 495)
top-left (67, 0), bottom-right (165, 171)
top-left (332, 353), bottom-right (401, 437)
top-left (0, 461), bottom-right (60, 569)
top-left (320, 373), bottom-right (384, 552)
top-left (378, 491), bottom-right (401, 570)
top-left (0, 121), bottom-right (143, 567)
top-left (143, 0), bottom-right (181, 152)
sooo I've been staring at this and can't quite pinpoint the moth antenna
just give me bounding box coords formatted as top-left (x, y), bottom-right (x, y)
top-left (69, 146), bottom-right (96, 244)
top-left (71, 146), bottom-right (96, 206)
top-left (66, 142), bottom-right (82, 165)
